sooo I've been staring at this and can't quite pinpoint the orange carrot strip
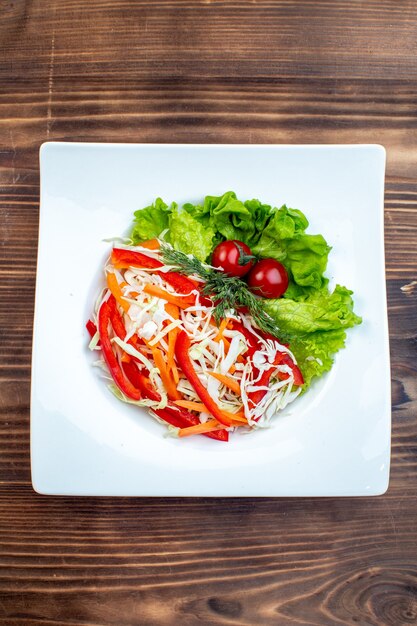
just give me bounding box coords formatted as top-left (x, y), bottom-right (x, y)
top-left (174, 401), bottom-right (247, 424)
top-left (175, 400), bottom-right (207, 412)
top-left (214, 318), bottom-right (229, 342)
top-left (106, 273), bottom-right (130, 313)
top-left (178, 420), bottom-right (224, 438)
top-left (171, 361), bottom-right (180, 385)
top-left (139, 239), bottom-right (160, 250)
top-left (164, 303), bottom-right (180, 376)
top-left (165, 303), bottom-right (180, 319)
top-left (209, 372), bottom-right (241, 395)
top-left (222, 336), bottom-right (231, 351)
top-left (143, 284), bottom-right (194, 309)
top-left (151, 346), bottom-right (181, 400)
top-left (226, 413), bottom-right (247, 424)
top-left (167, 332), bottom-right (179, 388)
top-left (167, 329), bottom-right (178, 368)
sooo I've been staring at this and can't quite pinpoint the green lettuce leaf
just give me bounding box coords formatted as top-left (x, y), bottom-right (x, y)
top-left (285, 234), bottom-right (330, 290)
top-left (252, 205), bottom-right (308, 253)
top-left (183, 192), bottom-right (273, 249)
top-left (204, 191), bottom-right (257, 244)
top-left (183, 201), bottom-right (207, 220)
top-left (289, 329), bottom-right (348, 388)
top-left (183, 201), bottom-right (219, 242)
top-left (263, 285), bottom-right (362, 335)
top-left (241, 198), bottom-right (273, 242)
top-left (264, 285), bottom-right (361, 387)
top-left (252, 205), bottom-right (331, 294)
top-left (169, 206), bottom-right (216, 262)
top-left (131, 198), bottom-right (172, 244)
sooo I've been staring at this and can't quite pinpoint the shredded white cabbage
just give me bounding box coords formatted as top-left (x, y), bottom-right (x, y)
top-left (88, 331), bottom-right (101, 351)
top-left (92, 246), bottom-right (306, 436)
top-left (111, 336), bottom-right (154, 371)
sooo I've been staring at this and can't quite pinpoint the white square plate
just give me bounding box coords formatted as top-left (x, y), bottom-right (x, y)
top-left (32, 142), bottom-right (390, 496)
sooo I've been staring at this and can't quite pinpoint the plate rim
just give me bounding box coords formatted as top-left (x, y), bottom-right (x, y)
top-left (31, 141), bottom-right (390, 497)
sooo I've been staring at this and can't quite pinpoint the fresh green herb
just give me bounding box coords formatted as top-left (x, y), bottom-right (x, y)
top-left (160, 244), bottom-right (282, 337)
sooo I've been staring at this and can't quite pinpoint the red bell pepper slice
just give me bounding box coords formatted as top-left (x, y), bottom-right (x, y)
top-left (106, 296), bottom-right (127, 340)
top-left (123, 364), bottom-right (160, 401)
top-left (111, 248), bottom-right (198, 295)
top-left (123, 360), bottom-right (228, 441)
top-left (229, 319), bottom-right (260, 358)
top-left (86, 319), bottom-right (98, 339)
top-left (107, 296), bottom-right (146, 354)
top-left (230, 320), bottom-right (303, 388)
top-left (112, 248), bottom-right (161, 269)
top-left (157, 405), bottom-right (228, 441)
top-left (248, 352), bottom-right (304, 408)
top-left (278, 354), bottom-right (304, 386)
top-left (255, 331), bottom-right (303, 385)
top-left (175, 330), bottom-right (236, 427)
top-left (155, 406), bottom-right (228, 441)
top-left (247, 352), bottom-right (287, 407)
top-left (98, 301), bottom-right (141, 401)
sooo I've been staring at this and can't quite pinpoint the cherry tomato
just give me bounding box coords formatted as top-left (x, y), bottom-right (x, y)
top-left (247, 259), bottom-right (289, 298)
top-left (211, 240), bottom-right (255, 277)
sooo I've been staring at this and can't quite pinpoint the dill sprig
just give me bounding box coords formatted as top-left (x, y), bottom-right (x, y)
top-left (160, 244), bottom-right (282, 337)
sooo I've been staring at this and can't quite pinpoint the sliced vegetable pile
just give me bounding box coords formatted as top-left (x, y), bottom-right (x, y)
top-left (87, 192), bottom-right (361, 441)
top-left (87, 242), bottom-right (304, 440)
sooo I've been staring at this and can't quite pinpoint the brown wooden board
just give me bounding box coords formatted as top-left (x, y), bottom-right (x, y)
top-left (0, 1), bottom-right (416, 624)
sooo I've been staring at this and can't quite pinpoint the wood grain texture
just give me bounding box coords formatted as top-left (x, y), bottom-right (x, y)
top-left (0, 1), bottom-right (417, 625)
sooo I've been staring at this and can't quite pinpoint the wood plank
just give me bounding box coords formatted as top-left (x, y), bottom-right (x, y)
top-left (0, 1), bottom-right (416, 624)
top-left (0, 485), bottom-right (416, 625)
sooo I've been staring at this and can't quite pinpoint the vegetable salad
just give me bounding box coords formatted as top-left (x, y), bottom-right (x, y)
top-left (87, 192), bottom-right (361, 440)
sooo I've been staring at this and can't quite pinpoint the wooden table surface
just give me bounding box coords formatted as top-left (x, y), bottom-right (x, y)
top-left (1, 2), bottom-right (417, 625)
